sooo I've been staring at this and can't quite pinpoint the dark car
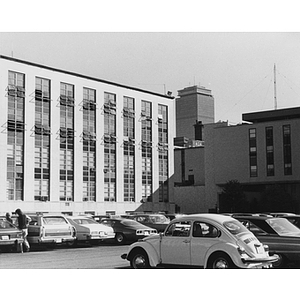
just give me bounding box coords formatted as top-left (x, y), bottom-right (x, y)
top-left (125, 214), bottom-right (170, 232)
top-left (0, 217), bottom-right (23, 252)
top-left (99, 218), bottom-right (157, 244)
top-left (234, 215), bottom-right (300, 268)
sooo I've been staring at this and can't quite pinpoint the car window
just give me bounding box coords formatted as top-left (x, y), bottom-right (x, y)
top-left (223, 220), bottom-right (249, 235)
top-left (240, 220), bottom-right (266, 234)
top-left (101, 220), bottom-right (114, 227)
top-left (43, 217), bottom-right (68, 225)
top-left (192, 222), bottom-right (219, 238)
top-left (74, 218), bottom-right (97, 225)
top-left (266, 218), bottom-right (300, 236)
top-left (165, 221), bottom-right (191, 237)
top-left (0, 219), bottom-right (15, 229)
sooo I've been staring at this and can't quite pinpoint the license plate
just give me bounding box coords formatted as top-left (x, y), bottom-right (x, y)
top-left (55, 239), bottom-right (62, 243)
top-left (144, 231), bottom-right (149, 235)
top-left (1, 236), bottom-right (9, 240)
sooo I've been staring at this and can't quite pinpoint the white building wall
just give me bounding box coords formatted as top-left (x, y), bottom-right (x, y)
top-left (0, 56), bottom-right (175, 215)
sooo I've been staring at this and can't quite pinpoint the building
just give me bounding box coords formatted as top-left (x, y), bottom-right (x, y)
top-left (176, 85), bottom-right (214, 140)
top-left (0, 55), bottom-right (175, 216)
top-left (205, 107), bottom-right (300, 213)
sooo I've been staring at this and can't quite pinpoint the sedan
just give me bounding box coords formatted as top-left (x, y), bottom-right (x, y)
top-left (66, 216), bottom-right (115, 246)
top-left (0, 217), bottom-right (24, 252)
top-left (234, 215), bottom-right (300, 268)
top-left (121, 214), bottom-right (278, 269)
top-left (125, 214), bottom-right (170, 232)
top-left (99, 218), bottom-right (157, 244)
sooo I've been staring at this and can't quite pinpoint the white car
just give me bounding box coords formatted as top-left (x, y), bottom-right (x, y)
top-left (66, 216), bottom-right (115, 245)
top-left (121, 213), bottom-right (278, 269)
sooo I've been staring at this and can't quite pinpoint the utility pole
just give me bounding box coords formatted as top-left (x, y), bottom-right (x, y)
top-left (274, 63), bottom-right (277, 110)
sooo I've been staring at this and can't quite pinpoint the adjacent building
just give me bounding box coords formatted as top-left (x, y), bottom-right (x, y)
top-left (0, 55), bottom-right (175, 216)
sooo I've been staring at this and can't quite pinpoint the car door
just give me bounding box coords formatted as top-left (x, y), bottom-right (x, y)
top-left (190, 221), bottom-right (220, 266)
top-left (160, 220), bottom-right (192, 266)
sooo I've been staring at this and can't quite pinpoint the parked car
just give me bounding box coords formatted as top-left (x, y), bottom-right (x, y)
top-left (234, 215), bottom-right (300, 268)
top-left (99, 218), bottom-right (157, 244)
top-left (121, 213), bottom-right (278, 269)
top-left (125, 214), bottom-right (170, 232)
top-left (26, 214), bottom-right (76, 247)
top-left (267, 212), bottom-right (296, 217)
top-left (66, 216), bottom-right (115, 246)
top-left (281, 215), bottom-right (300, 228)
top-left (0, 217), bottom-right (23, 252)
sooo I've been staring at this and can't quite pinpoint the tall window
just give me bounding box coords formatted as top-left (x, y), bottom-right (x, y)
top-left (59, 83), bottom-right (74, 201)
top-left (141, 101), bottom-right (152, 202)
top-left (265, 126), bottom-right (274, 176)
top-left (6, 71), bottom-right (25, 201)
top-left (123, 96), bottom-right (135, 202)
top-left (249, 128), bottom-right (257, 177)
top-left (82, 88), bottom-right (96, 201)
top-left (104, 92), bottom-right (116, 201)
top-left (158, 104), bottom-right (169, 202)
top-left (34, 77), bottom-right (51, 201)
top-left (283, 125), bottom-right (292, 175)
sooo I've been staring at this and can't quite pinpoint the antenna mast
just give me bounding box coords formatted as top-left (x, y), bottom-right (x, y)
top-left (274, 64), bottom-right (277, 110)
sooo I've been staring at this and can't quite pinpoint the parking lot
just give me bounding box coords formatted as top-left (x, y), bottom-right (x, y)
top-left (0, 243), bottom-right (130, 269)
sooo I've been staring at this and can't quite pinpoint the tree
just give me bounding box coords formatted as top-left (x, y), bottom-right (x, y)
top-left (220, 180), bottom-right (247, 213)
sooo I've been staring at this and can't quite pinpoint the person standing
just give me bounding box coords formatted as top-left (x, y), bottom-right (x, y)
top-left (5, 212), bottom-right (13, 224)
top-left (15, 208), bottom-right (31, 252)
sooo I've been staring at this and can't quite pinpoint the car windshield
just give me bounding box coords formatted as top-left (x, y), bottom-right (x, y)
top-left (223, 220), bottom-right (249, 235)
top-left (266, 218), bottom-right (300, 236)
top-left (0, 219), bottom-right (15, 229)
top-left (74, 218), bottom-right (98, 225)
top-left (149, 215), bottom-right (169, 223)
top-left (43, 217), bottom-right (68, 225)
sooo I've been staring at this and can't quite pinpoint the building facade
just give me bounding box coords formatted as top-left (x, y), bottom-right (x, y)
top-left (204, 108), bottom-right (300, 213)
top-left (0, 55), bottom-right (175, 215)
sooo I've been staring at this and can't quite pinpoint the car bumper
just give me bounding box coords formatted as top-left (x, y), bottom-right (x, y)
top-left (0, 238), bottom-right (23, 246)
top-left (28, 237), bottom-right (75, 244)
top-left (241, 254), bottom-right (279, 266)
top-left (87, 233), bottom-right (115, 240)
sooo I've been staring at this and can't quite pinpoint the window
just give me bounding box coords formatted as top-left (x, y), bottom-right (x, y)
top-left (141, 101), bottom-right (152, 202)
top-left (192, 222), bottom-right (219, 238)
top-left (7, 71), bottom-right (25, 201)
top-left (82, 88), bottom-right (96, 202)
top-left (283, 125), bottom-right (292, 175)
top-left (265, 127), bottom-right (274, 176)
top-left (158, 104), bottom-right (168, 202)
top-left (165, 221), bottom-right (191, 237)
top-left (59, 83), bottom-right (74, 201)
top-left (123, 96), bottom-right (135, 202)
top-left (249, 128), bottom-right (257, 177)
top-left (104, 92), bottom-right (116, 202)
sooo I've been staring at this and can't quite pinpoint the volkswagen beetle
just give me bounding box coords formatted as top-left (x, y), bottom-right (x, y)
top-left (121, 214), bottom-right (278, 269)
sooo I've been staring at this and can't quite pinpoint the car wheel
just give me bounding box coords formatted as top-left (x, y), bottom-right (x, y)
top-left (272, 253), bottom-right (287, 268)
top-left (115, 233), bottom-right (126, 244)
top-left (207, 252), bottom-right (236, 269)
top-left (130, 250), bottom-right (150, 269)
top-left (67, 239), bottom-right (77, 247)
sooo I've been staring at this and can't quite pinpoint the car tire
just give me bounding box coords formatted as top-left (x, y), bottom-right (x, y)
top-left (115, 233), bottom-right (126, 244)
top-left (67, 239), bottom-right (77, 247)
top-left (130, 249), bottom-right (150, 269)
top-left (207, 252), bottom-right (236, 269)
top-left (272, 253), bottom-right (287, 268)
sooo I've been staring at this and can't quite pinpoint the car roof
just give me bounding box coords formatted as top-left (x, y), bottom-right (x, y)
top-left (234, 215), bottom-right (274, 220)
top-left (174, 213), bottom-right (235, 223)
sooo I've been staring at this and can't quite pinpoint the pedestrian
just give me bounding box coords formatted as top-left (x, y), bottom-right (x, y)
top-left (15, 208), bottom-right (31, 252)
top-left (5, 212), bottom-right (13, 224)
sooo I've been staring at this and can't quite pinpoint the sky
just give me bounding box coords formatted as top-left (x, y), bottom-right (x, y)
top-left (2, 32), bottom-right (300, 124)
top-left (1, 2), bottom-right (300, 126)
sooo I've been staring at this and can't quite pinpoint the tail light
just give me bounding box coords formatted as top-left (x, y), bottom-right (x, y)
top-left (40, 226), bottom-right (45, 237)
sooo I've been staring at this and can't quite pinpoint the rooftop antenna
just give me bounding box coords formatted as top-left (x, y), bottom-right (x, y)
top-left (274, 63), bottom-right (277, 110)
